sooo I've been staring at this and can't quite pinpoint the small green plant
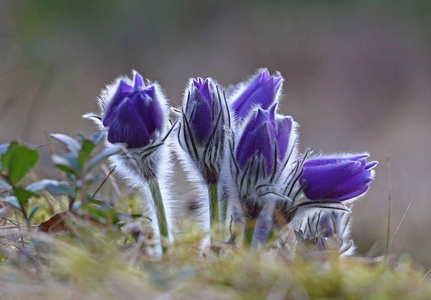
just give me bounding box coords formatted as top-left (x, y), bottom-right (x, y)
top-left (0, 141), bottom-right (40, 229)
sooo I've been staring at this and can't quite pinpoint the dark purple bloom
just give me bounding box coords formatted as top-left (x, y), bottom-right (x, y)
top-left (236, 105), bottom-right (294, 176)
top-left (185, 78), bottom-right (220, 146)
top-left (231, 69), bottom-right (283, 121)
top-left (299, 154), bottom-right (377, 201)
top-left (102, 72), bottom-right (165, 148)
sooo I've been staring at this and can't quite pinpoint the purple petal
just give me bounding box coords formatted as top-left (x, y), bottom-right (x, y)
top-left (300, 154), bottom-right (377, 201)
top-left (233, 82), bottom-right (276, 120)
top-left (303, 154), bottom-right (368, 167)
top-left (121, 80), bottom-right (133, 94)
top-left (133, 72), bottom-right (144, 89)
top-left (300, 160), bottom-right (363, 200)
top-left (132, 87), bottom-right (164, 140)
top-left (276, 116), bottom-right (293, 160)
top-left (107, 98), bottom-right (150, 148)
top-left (336, 185), bottom-right (370, 201)
top-left (198, 79), bottom-right (212, 101)
top-left (188, 88), bottom-right (213, 145)
top-left (236, 108), bottom-right (278, 174)
top-left (236, 122), bottom-right (275, 175)
top-left (103, 80), bottom-right (132, 127)
top-left (330, 169), bottom-right (374, 199)
top-left (366, 161), bottom-right (378, 169)
top-left (231, 69), bottom-right (283, 120)
top-left (274, 74), bottom-right (283, 91)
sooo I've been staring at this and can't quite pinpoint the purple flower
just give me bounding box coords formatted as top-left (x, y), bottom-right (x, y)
top-left (178, 77), bottom-right (230, 184)
top-left (185, 78), bottom-right (220, 146)
top-left (231, 69), bottom-right (283, 121)
top-left (236, 105), bottom-right (294, 176)
top-left (299, 154), bottom-right (377, 201)
top-left (102, 72), bottom-right (166, 148)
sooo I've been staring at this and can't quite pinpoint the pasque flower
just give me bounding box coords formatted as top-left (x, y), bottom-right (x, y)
top-left (299, 154), bottom-right (377, 201)
top-left (230, 68), bottom-right (283, 121)
top-left (236, 105), bottom-right (294, 177)
top-left (232, 105), bottom-right (298, 246)
top-left (176, 77), bottom-right (231, 239)
top-left (185, 78), bottom-right (221, 146)
top-left (179, 77), bottom-right (229, 184)
top-left (85, 71), bottom-right (173, 250)
top-left (102, 72), bottom-right (165, 149)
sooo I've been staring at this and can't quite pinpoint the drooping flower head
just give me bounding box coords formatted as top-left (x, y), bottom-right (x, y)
top-left (101, 72), bottom-right (166, 149)
top-left (299, 154), bottom-right (377, 201)
top-left (230, 68), bottom-right (283, 121)
top-left (178, 77), bottom-right (230, 184)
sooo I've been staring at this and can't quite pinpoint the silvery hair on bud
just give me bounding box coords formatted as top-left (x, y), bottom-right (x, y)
top-left (83, 71), bottom-right (177, 241)
top-left (172, 77), bottom-right (232, 236)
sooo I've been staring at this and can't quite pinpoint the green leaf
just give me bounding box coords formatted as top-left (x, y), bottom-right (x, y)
top-left (52, 153), bottom-right (82, 174)
top-left (0, 214), bottom-right (18, 226)
top-left (14, 187), bottom-right (36, 206)
top-left (8, 146), bottom-right (39, 185)
top-left (26, 179), bottom-right (76, 197)
top-left (83, 202), bottom-right (120, 225)
top-left (0, 141), bottom-right (19, 172)
top-left (1, 196), bottom-right (22, 210)
top-left (88, 144), bottom-right (123, 169)
top-left (78, 140), bottom-right (96, 165)
top-left (29, 206), bottom-right (40, 221)
top-left (50, 133), bottom-right (81, 156)
top-left (117, 213), bottom-right (146, 222)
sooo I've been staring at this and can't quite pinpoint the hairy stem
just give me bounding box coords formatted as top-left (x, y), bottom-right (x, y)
top-left (208, 183), bottom-right (219, 237)
top-left (149, 179), bottom-right (168, 239)
top-left (220, 193), bottom-right (228, 224)
top-left (243, 218), bottom-right (256, 248)
top-left (252, 202), bottom-right (275, 249)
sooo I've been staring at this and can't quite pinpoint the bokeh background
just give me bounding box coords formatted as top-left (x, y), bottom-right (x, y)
top-left (1, 1), bottom-right (430, 266)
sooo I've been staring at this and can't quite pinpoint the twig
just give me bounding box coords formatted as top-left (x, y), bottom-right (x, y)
top-left (32, 140), bottom-right (60, 149)
top-left (101, 164), bottom-right (129, 214)
top-left (423, 268), bottom-right (431, 281)
top-left (92, 167), bottom-right (115, 198)
top-left (0, 225), bottom-right (38, 229)
top-left (389, 198), bottom-right (413, 246)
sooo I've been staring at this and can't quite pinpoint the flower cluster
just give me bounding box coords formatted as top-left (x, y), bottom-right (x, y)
top-left (87, 68), bottom-right (377, 255)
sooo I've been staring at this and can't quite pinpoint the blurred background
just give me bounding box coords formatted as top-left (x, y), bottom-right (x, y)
top-left (1, 0), bottom-right (430, 266)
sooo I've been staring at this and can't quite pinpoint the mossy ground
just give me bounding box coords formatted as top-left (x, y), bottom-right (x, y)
top-left (1, 219), bottom-right (430, 300)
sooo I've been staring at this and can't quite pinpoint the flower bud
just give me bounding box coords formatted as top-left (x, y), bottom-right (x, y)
top-left (178, 77), bottom-right (230, 184)
top-left (102, 72), bottom-right (166, 149)
top-left (236, 105), bottom-right (294, 177)
top-left (294, 209), bottom-right (355, 256)
top-left (299, 154), bottom-right (377, 201)
top-left (185, 78), bottom-right (220, 146)
top-left (230, 68), bottom-right (283, 121)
